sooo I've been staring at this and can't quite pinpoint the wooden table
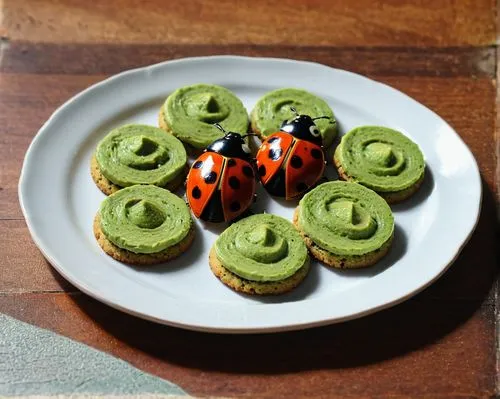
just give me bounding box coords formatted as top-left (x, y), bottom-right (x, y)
top-left (1, 1), bottom-right (498, 397)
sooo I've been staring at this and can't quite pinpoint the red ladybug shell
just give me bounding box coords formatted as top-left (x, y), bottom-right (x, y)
top-left (258, 133), bottom-right (293, 187)
top-left (256, 132), bottom-right (325, 199)
top-left (186, 152), bottom-right (256, 222)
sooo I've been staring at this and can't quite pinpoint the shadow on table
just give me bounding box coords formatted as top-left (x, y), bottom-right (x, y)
top-left (68, 178), bottom-right (497, 373)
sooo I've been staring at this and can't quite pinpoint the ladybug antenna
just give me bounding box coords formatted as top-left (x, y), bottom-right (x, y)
top-left (312, 116), bottom-right (332, 121)
top-left (213, 123), bottom-right (227, 133)
top-left (289, 106), bottom-right (300, 116)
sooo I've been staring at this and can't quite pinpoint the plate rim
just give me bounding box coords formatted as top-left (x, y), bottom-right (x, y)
top-left (18, 55), bottom-right (483, 333)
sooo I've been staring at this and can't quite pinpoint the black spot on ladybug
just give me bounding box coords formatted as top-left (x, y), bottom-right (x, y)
top-left (193, 160), bottom-right (203, 169)
top-left (268, 148), bottom-right (282, 161)
top-left (290, 155), bottom-right (303, 169)
top-left (242, 165), bottom-right (254, 178)
top-left (258, 165), bottom-right (267, 177)
top-left (192, 186), bottom-right (202, 199)
top-left (268, 136), bottom-right (279, 144)
top-left (296, 182), bottom-right (308, 192)
top-left (311, 149), bottom-right (322, 159)
top-left (227, 159), bottom-right (236, 167)
top-left (204, 171), bottom-right (217, 184)
top-left (230, 201), bottom-right (241, 212)
top-left (229, 176), bottom-right (240, 189)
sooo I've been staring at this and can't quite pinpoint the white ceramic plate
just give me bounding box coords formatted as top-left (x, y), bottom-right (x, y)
top-left (19, 56), bottom-right (481, 333)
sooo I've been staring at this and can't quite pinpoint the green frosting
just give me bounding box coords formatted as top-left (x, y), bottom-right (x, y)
top-left (96, 124), bottom-right (187, 188)
top-left (336, 126), bottom-right (425, 192)
top-left (298, 181), bottom-right (394, 256)
top-left (251, 88), bottom-right (337, 147)
top-left (163, 84), bottom-right (249, 149)
top-left (99, 185), bottom-right (192, 254)
top-left (215, 214), bottom-right (308, 282)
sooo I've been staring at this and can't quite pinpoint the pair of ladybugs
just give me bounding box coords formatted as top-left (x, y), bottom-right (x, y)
top-left (186, 108), bottom-right (332, 223)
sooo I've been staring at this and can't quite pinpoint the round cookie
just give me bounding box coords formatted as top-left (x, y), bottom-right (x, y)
top-left (334, 126), bottom-right (425, 203)
top-left (92, 124), bottom-right (188, 195)
top-left (210, 214), bottom-right (310, 295)
top-left (94, 185), bottom-right (194, 265)
top-left (294, 181), bottom-right (394, 269)
top-left (159, 84), bottom-right (249, 150)
top-left (250, 88), bottom-right (337, 148)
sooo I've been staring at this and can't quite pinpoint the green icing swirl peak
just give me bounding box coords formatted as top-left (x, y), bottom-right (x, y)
top-left (235, 224), bottom-right (288, 264)
top-left (126, 200), bottom-right (166, 229)
top-left (215, 214), bottom-right (308, 282)
top-left (326, 198), bottom-right (377, 240)
top-left (185, 93), bottom-right (223, 120)
top-left (117, 136), bottom-right (169, 171)
top-left (364, 142), bottom-right (394, 166)
top-left (96, 124), bottom-right (186, 187)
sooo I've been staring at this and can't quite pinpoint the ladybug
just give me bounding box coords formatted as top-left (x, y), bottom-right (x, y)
top-left (186, 124), bottom-right (256, 223)
top-left (256, 108), bottom-right (331, 200)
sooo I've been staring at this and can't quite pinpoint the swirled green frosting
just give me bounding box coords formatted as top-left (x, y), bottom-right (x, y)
top-left (96, 124), bottom-right (187, 187)
top-left (251, 88), bottom-right (337, 147)
top-left (335, 126), bottom-right (425, 192)
top-left (99, 185), bottom-right (192, 254)
top-left (298, 181), bottom-right (394, 256)
top-left (163, 84), bottom-right (249, 149)
top-left (215, 214), bottom-right (308, 282)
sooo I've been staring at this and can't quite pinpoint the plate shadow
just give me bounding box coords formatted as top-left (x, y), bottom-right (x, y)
top-left (62, 174), bottom-right (495, 380)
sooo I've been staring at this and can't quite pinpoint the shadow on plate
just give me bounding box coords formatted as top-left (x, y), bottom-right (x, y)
top-left (64, 176), bottom-right (495, 377)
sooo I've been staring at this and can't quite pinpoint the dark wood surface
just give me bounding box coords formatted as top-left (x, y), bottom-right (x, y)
top-left (1, 1), bottom-right (498, 397)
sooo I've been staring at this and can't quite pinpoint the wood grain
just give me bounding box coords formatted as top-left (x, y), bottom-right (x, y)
top-left (0, 220), bottom-right (75, 294)
top-left (3, 0), bottom-right (495, 47)
top-left (1, 42), bottom-right (495, 78)
top-left (1, 0), bottom-right (498, 396)
top-left (0, 293), bottom-right (494, 397)
top-left (1, 72), bottom-right (495, 219)
top-left (0, 74), bottom-right (104, 218)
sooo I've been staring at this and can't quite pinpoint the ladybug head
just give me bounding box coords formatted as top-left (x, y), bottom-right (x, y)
top-left (280, 107), bottom-right (332, 145)
top-left (205, 124), bottom-right (253, 160)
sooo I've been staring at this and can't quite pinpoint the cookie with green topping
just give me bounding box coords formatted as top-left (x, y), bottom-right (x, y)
top-left (159, 84), bottom-right (249, 151)
top-left (94, 185), bottom-right (194, 265)
top-left (250, 88), bottom-right (337, 148)
top-left (210, 214), bottom-right (310, 295)
top-left (294, 181), bottom-right (394, 269)
top-left (92, 124), bottom-right (188, 195)
top-left (334, 126), bottom-right (425, 203)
